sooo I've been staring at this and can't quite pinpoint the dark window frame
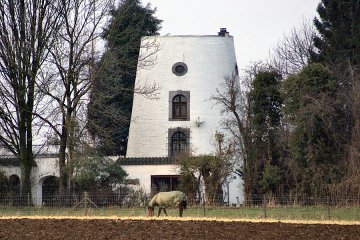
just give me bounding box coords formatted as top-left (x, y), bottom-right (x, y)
top-left (172, 95), bottom-right (187, 119)
top-left (151, 175), bottom-right (180, 196)
top-left (168, 128), bottom-right (190, 156)
top-left (172, 62), bottom-right (188, 76)
top-left (169, 91), bottom-right (190, 121)
top-left (171, 131), bottom-right (187, 155)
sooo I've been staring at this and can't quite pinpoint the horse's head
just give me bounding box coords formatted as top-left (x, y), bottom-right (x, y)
top-left (147, 206), bottom-right (155, 217)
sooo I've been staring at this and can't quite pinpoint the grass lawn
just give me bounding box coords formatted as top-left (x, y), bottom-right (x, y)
top-left (0, 205), bottom-right (359, 222)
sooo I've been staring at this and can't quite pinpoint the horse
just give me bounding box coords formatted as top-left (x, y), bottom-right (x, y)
top-left (147, 191), bottom-right (187, 217)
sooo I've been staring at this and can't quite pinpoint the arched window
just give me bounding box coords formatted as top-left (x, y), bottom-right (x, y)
top-left (169, 91), bottom-right (190, 121)
top-left (171, 131), bottom-right (188, 156)
top-left (172, 95), bottom-right (187, 119)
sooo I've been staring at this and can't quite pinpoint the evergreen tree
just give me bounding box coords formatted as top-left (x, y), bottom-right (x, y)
top-left (313, 0), bottom-right (360, 65)
top-left (283, 63), bottom-right (344, 197)
top-left (87, 0), bottom-right (162, 155)
top-left (312, 1), bottom-right (359, 196)
top-left (248, 70), bottom-right (283, 195)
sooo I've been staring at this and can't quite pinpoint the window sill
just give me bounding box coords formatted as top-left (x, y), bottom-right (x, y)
top-left (169, 118), bottom-right (189, 121)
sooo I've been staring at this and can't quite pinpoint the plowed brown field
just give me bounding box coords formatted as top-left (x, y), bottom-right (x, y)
top-left (0, 218), bottom-right (359, 240)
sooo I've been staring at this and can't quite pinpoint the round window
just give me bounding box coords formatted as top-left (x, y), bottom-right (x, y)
top-left (172, 62), bottom-right (188, 76)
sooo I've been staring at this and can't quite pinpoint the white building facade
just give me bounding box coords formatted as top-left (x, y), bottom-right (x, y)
top-left (0, 29), bottom-right (244, 206)
top-left (0, 155), bottom-right (59, 206)
top-left (125, 29), bottom-right (243, 204)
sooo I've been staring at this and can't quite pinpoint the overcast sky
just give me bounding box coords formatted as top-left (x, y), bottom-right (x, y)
top-left (143, 0), bottom-right (320, 70)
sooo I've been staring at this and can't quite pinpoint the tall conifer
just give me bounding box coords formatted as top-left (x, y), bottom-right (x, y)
top-left (313, 0), bottom-right (360, 65)
top-left (87, 0), bottom-right (162, 155)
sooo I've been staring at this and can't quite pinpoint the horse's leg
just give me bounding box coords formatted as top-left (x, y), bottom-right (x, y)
top-left (179, 207), bottom-right (183, 217)
top-left (158, 208), bottom-right (161, 217)
top-left (163, 208), bottom-right (168, 216)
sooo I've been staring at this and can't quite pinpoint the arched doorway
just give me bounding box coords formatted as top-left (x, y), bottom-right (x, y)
top-left (9, 175), bottom-right (20, 193)
top-left (42, 176), bottom-right (59, 206)
top-left (7, 175), bottom-right (20, 206)
top-left (0, 172), bottom-right (10, 199)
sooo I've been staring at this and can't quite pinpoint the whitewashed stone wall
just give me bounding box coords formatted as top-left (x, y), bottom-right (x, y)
top-left (0, 33), bottom-right (245, 205)
top-left (31, 157), bottom-right (60, 206)
top-left (0, 165), bottom-right (21, 181)
top-left (121, 164), bottom-right (179, 194)
top-left (127, 35), bottom-right (238, 157)
top-left (0, 157), bottom-right (59, 206)
top-left (125, 33), bottom-right (243, 204)
top-left (122, 164), bottom-right (243, 204)
top-left (1, 156), bottom-right (244, 204)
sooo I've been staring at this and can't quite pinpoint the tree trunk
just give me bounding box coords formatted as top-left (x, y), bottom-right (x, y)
top-left (58, 122), bottom-right (68, 196)
top-left (67, 115), bottom-right (75, 193)
top-left (19, 140), bottom-right (33, 204)
top-left (18, 109), bottom-right (33, 204)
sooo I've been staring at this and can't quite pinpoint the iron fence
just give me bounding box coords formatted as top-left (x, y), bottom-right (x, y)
top-left (0, 190), bottom-right (359, 221)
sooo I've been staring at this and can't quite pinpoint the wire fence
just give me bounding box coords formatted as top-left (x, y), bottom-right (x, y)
top-left (0, 190), bottom-right (359, 221)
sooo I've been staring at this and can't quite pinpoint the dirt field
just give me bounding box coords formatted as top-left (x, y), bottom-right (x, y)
top-left (0, 218), bottom-right (359, 240)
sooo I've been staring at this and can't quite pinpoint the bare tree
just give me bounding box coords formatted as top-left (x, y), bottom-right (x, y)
top-left (208, 132), bottom-right (236, 205)
top-left (329, 62), bottom-right (360, 200)
top-left (36, 0), bottom-right (112, 194)
top-left (346, 64), bottom-right (360, 197)
top-left (211, 62), bottom-right (274, 202)
top-left (0, 0), bottom-right (61, 197)
top-left (268, 19), bottom-right (316, 75)
top-left (36, 0), bottom-right (160, 195)
top-left (176, 132), bottom-right (236, 206)
top-left (211, 71), bottom-right (251, 202)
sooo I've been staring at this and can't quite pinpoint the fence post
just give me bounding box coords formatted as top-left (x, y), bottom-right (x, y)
top-left (84, 191), bottom-right (88, 216)
top-left (27, 193), bottom-right (30, 214)
top-left (327, 196), bottom-right (331, 220)
top-left (203, 194), bottom-right (206, 217)
top-left (144, 193), bottom-right (147, 215)
top-left (227, 182), bottom-right (230, 207)
top-left (263, 195), bottom-right (267, 219)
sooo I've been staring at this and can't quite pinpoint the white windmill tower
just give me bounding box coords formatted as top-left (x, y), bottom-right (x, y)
top-left (126, 28), bottom-right (238, 158)
top-left (122, 28), bottom-right (242, 203)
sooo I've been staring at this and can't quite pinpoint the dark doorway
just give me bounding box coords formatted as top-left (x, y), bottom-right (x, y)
top-left (42, 176), bottom-right (59, 206)
top-left (9, 175), bottom-right (20, 193)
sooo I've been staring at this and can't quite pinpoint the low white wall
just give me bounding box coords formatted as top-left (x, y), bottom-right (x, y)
top-left (122, 164), bottom-right (244, 204)
top-left (1, 157), bottom-right (244, 205)
top-left (31, 157), bottom-right (60, 206)
top-left (223, 174), bottom-right (244, 205)
top-left (122, 164), bottom-right (179, 195)
top-left (0, 157), bottom-right (59, 206)
top-left (0, 165), bottom-right (21, 179)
